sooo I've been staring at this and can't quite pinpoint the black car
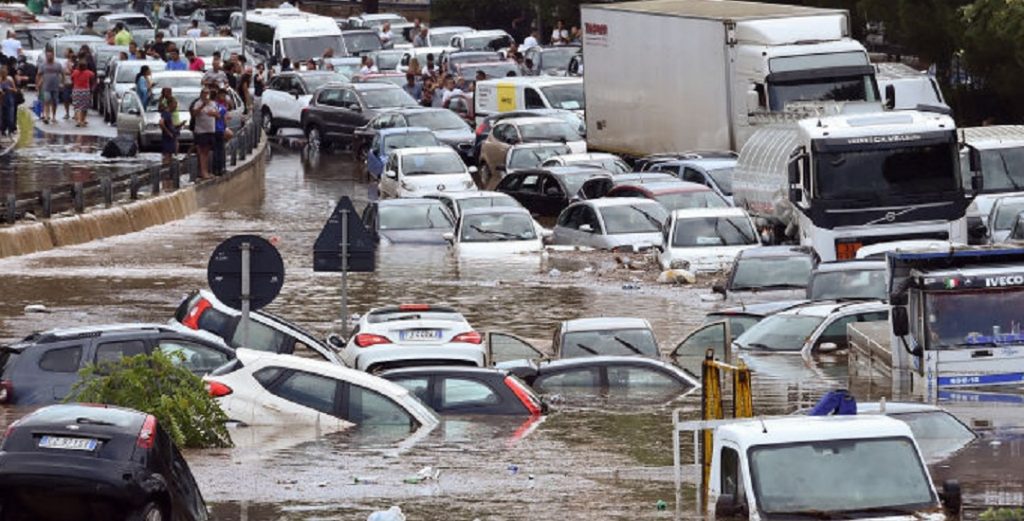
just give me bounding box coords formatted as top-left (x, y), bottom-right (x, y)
top-left (713, 246), bottom-right (820, 301)
top-left (523, 45), bottom-right (581, 76)
top-left (353, 107), bottom-right (474, 161)
top-left (301, 82), bottom-right (419, 151)
top-left (380, 366), bottom-right (544, 415)
top-left (501, 356), bottom-right (699, 404)
top-left (0, 324), bottom-right (235, 406)
top-left (495, 166), bottom-right (611, 217)
top-left (0, 404), bottom-right (208, 521)
top-left (360, 199), bottom-right (455, 245)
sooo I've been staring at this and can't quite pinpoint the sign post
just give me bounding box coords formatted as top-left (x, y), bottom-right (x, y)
top-left (314, 197), bottom-right (376, 340)
top-left (208, 235), bottom-right (285, 346)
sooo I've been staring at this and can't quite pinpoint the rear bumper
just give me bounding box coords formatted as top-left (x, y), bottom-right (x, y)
top-left (354, 344), bottom-right (486, 371)
top-left (0, 452), bottom-right (153, 506)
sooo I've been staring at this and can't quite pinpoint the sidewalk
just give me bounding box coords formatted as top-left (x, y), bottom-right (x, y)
top-left (27, 92), bottom-right (116, 139)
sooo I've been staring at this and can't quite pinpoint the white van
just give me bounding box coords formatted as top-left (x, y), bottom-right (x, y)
top-left (242, 10), bottom-right (343, 64)
top-left (876, 62), bottom-right (948, 111)
top-left (474, 76), bottom-right (585, 120)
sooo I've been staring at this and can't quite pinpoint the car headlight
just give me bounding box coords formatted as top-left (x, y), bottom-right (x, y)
top-left (669, 259), bottom-right (690, 270)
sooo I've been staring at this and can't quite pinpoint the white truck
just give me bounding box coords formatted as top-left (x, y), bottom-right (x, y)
top-left (960, 125), bottom-right (1024, 243)
top-left (733, 108), bottom-right (979, 261)
top-left (580, 0), bottom-right (880, 156)
top-left (675, 415), bottom-right (962, 520)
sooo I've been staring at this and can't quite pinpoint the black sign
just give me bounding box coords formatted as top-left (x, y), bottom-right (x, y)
top-left (313, 196), bottom-right (376, 272)
top-left (207, 235), bottom-right (285, 311)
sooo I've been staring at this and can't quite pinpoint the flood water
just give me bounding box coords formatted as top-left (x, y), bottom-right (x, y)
top-left (0, 146), bottom-right (1022, 519)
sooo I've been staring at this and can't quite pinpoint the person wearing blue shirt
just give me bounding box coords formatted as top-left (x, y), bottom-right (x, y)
top-left (165, 48), bottom-right (188, 71)
top-left (135, 65), bottom-right (152, 109)
top-left (212, 89), bottom-right (229, 175)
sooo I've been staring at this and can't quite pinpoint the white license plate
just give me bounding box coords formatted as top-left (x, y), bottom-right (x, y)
top-left (400, 329), bottom-right (441, 341)
top-left (38, 436), bottom-right (98, 451)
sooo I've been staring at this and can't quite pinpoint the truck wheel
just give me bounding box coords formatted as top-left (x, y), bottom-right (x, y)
top-left (261, 107), bottom-right (276, 136)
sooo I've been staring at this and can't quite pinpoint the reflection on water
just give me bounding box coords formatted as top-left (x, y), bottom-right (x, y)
top-left (0, 147), bottom-right (1021, 518)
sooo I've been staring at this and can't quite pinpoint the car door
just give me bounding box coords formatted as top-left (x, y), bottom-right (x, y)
top-left (495, 173), bottom-right (523, 203)
top-left (434, 376), bottom-right (507, 414)
top-left (809, 313), bottom-right (861, 354)
top-left (605, 363), bottom-right (692, 402)
top-left (310, 87), bottom-right (344, 137)
top-left (486, 332), bottom-right (545, 365)
top-left (336, 88), bottom-right (364, 141)
top-left (367, 133), bottom-right (385, 178)
top-left (484, 123), bottom-right (514, 171)
top-left (280, 76), bottom-right (306, 124)
top-left (576, 204), bottom-right (604, 248)
top-left (341, 382), bottom-right (417, 428)
top-left (537, 174), bottom-right (568, 216)
top-left (361, 202), bottom-right (379, 239)
top-left (262, 75), bottom-right (290, 120)
top-left (552, 204), bottom-right (584, 245)
top-left (227, 90), bottom-right (244, 131)
top-left (669, 321), bottom-right (733, 377)
top-left (34, 344), bottom-right (85, 403)
top-left (116, 92), bottom-right (144, 140)
top-left (513, 173), bottom-right (543, 215)
top-left (258, 368), bottom-right (347, 427)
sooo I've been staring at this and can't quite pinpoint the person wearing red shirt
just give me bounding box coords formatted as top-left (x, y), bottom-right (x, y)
top-left (70, 60), bottom-right (94, 127)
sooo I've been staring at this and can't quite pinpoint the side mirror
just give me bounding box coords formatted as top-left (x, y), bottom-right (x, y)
top-left (940, 480), bottom-right (962, 516)
top-left (715, 494), bottom-right (745, 518)
top-left (968, 146), bottom-right (982, 174)
top-left (579, 223), bottom-right (594, 233)
top-left (442, 231), bottom-right (454, 242)
top-left (884, 84), bottom-right (896, 110)
top-left (349, 103), bottom-right (362, 112)
top-left (127, 108), bottom-right (140, 115)
top-left (326, 333), bottom-right (346, 350)
top-left (891, 305), bottom-right (909, 337)
top-left (468, 166), bottom-right (478, 174)
top-left (384, 170), bottom-right (397, 179)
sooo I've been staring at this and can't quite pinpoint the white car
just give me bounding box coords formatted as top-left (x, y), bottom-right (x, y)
top-left (658, 207), bottom-right (760, 272)
top-left (380, 146), bottom-right (478, 198)
top-left (104, 58), bottom-right (167, 123)
top-left (541, 152), bottom-right (630, 175)
top-left (424, 190), bottom-right (524, 221)
top-left (987, 194), bottom-right (1024, 243)
top-left (733, 300), bottom-right (889, 356)
top-left (551, 198), bottom-right (666, 251)
top-left (260, 70), bottom-right (349, 134)
top-left (341, 304), bottom-right (487, 372)
top-left (149, 70), bottom-right (203, 90)
top-left (445, 206), bottom-right (548, 255)
top-left (204, 349), bottom-right (439, 431)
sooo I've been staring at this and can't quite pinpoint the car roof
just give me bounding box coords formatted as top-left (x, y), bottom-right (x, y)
top-left (392, 146), bottom-right (460, 157)
top-left (460, 205), bottom-right (531, 218)
top-left (661, 157), bottom-right (737, 169)
top-left (613, 181), bottom-right (707, 194)
top-left (712, 299), bottom-right (809, 318)
top-left (378, 126), bottom-right (433, 137)
top-left (14, 322), bottom-right (184, 346)
top-left (378, 198), bottom-right (447, 207)
top-left (379, 366), bottom-right (508, 378)
top-left (552, 153), bottom-right (621, 162)
top-left (538, 356), bottom-right (698, 387)
top-left (459, 29), bottom-right (509, 37)
top-left (151, 70), bottom-right (202, 78)
top-left (430, 190), bottom-right (510, 201)
top-left (16, 403), bottom-right (146, 430)
top-left (234, 349), bottom-right (410, 396)
top-left (611, 173), bottom-right (676, 184)
top-left (779, 299), bottom-right (888, 318)
top-left (670, 207), bottom-right (748, 219)
top-left (562, 317), bottom-right (651, 332)
top-left (857, 402), bottom-right (943, 414)
top-left (813, 260), bottom-right (887, 273)
top-left (351, 82), bottom-right (399, 91)
top-left (531, 165), bottom-right (608, 177)
top-left (718, 415), bottom-right (913, 446)
top-left (384, 107), bottom-right (455, 116)
top-left (583, 197), bottom-right (661, 209)
top-left (737, 246), bottom-right (815, 259)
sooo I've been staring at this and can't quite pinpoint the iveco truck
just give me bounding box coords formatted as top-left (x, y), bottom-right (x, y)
top-left (734, 108), bottom-right (979, 261)
top-left (581, 0), bottom-right (879, 156)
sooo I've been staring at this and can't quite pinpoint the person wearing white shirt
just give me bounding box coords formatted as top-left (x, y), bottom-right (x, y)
top-left (1, 31), bottom-right (22, 61)
top-left (378, 22), bottom-right (394, 46)
top-left (522, 30), bottom-right (539, 51)
top-left (185, 20), bottom-right (203, 38)
top-left (359, 56), bottom-right (378, 76)
top-left (550, 20), bottom-right (568, 45)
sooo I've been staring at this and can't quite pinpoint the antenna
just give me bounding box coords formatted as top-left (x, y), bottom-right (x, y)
top-left (759, 416), bottom-right (768, 434)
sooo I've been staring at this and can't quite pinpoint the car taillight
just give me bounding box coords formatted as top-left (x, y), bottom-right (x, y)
top-left (181, 298), bottom-right (212, 330)
top-left (137, 414), bottom-right (157, 449)
top-left (354, 333), bottom-right (391, 348)
top-left (452, 331), bottom-right (482, 344)
top-left (475, 123), bottom-right (485, 135)
top-left (399, 304), bottom-right (431, 311)
top-left (0, 380), bottom-right (11, 404)
top-left (504, 376), bottom-right (542, 416)
top-left (206, 381), bottom-right (233, 397)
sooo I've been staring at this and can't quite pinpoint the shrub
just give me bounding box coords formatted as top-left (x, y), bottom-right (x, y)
top-left (981, 508), bottom-right (1024, 521)
top-left (67, 351), bottom-right (233, 449)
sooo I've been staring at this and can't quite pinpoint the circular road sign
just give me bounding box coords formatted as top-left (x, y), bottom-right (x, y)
top-left (207, 234), bottom-right (285, 311)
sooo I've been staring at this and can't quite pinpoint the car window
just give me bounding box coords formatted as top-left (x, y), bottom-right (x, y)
top-left (347, 384), bottom-right (415, 426)
top-left (270, 370), bottom-right (339, 415)
top-left (682, 168), bottom-right (706, 185)
top-left (291, 340), bottom-right (327, 361)
top-left (253, 367), bottom-right (283, 388)
top-left (317, 88), bottom-right (344, 107)
top-left (441, 378), bottom-right (500, 408)
top-left (541, 175), bottom-right (564, 198)
top-left (816, 314), bottom-right (859, 350)
top-left (496, 174), bottom-right (522, 191)
top-left (392, 377), bottom-right (430, 404)
top-left (519, 174), bottom-right (541, 193)
top-left (607, 365), bottom-right (678, 388)
top-left (157, 339), bottom-right (230, 374)
top-left (38, 346), bottom-right (83, 373)
top-left (231, 318), bottom-right (287, 353)
top-left (524, 88), bottom-right (545, 109)
top-left (340, 89), bottom-right (359, 108)
top-left (557, 205), bottom-right (582, 227)
top-left (535, 367), bottom-right (599, 392)
top-left (95, 340), bottom-right (147, 365)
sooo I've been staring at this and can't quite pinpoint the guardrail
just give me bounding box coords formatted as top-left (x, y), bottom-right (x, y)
top-left (0, 106), bottom-right (263, 225)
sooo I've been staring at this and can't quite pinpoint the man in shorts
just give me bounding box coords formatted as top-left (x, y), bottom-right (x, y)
top-left (35, 49), bottom-right (64, 124)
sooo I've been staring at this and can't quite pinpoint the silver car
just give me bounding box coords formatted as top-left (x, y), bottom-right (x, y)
top-left (551, 198), bottom-right (667, 251)
top-left (116, 86), bottom-right (244, 151)
top-left (102, 58), bottom-right (167, 123)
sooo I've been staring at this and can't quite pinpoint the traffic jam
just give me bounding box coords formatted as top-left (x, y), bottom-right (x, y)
top-left (2, 0), bottom-right (1024, 519)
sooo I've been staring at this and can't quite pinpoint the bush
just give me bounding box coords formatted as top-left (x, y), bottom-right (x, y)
top-left (981, 509), bottom-right (1024, 521)
top-left (67, 351), bottom-right (233, 449)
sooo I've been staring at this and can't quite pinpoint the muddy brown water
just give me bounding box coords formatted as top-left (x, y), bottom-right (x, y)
top-left (0, 147), bottom-right (1021, 519)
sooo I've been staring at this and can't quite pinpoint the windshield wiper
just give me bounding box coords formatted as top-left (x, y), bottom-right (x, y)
top-left (613, 336), bottom-right (644, 355)
top-left (740, 283), bottom-right (804, 291)
top-left (743, 342), bottom-right (774, 351)
top-left (720, 218), bottom-right (756, 244)
top-left (470, 225), bottom-right (519, 239)
top-left (575, 343), bottom-right (598, 355)
top-left (630, 205), bottom-right (664, 231)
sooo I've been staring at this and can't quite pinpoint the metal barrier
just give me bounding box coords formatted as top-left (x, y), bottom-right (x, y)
top-left (0, 104), bottom-right (263, 224)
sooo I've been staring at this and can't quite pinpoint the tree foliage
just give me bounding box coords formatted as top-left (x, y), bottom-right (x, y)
top-left (981, 508), bottom-right (1024, 521)
top-left (67, 351), bottom-right (233, 449)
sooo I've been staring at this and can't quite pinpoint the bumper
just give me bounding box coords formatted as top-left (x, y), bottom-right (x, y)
top-left (0, 452), bottom-right (151, 507)
top-left (354, 343), bottom-right (486, 371)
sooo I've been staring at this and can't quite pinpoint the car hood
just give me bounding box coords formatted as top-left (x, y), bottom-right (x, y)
top-left (433, 128), bottom-right (474, 145)
top-left (403, 173), bottom-right (474, 192)
top-left (595, 232), bottom-right (663, 251)
top-left (380, 229), bottom-right (451, 245)
top-left (456, 239), bottom-right (544, 256)
top-left (663, 245), bottom-right (757, 273)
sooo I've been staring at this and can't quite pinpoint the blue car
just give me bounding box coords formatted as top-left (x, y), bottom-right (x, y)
top-left (366, 127), bottom-right (441, 180)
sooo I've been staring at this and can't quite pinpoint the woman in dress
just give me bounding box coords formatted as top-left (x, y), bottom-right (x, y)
top-left (70, 60), bottom-right (95, 127)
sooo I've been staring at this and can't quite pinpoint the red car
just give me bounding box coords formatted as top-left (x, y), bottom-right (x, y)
top-left (606, 181), bottom-right (729, 211)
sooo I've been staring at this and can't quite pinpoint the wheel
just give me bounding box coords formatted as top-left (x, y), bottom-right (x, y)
top-left (306, 125), bottom-right (321, 151)
top-left (479, 162), bottom-right (492, 188)
top-left (129, 502), bottom-right (164, 521)
top-left (261, 107), bottom-right (275, 136)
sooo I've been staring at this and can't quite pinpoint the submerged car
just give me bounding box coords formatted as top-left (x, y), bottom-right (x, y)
top-left (606, 180), bottom-right (729, 212)
top-left (365, 127), bottom-right (441, 180)
top-left (658, 207), bottom-right (760, 273)
top-left (551, 198), bottom-right (666, 251)
top-left (205, 349), bottom-right (438, 431)
top-left (340, 304), bottom-right (486, 372)
top-left (712, 246), bottom-right (818, 301)
top-left (504, 356), bottom-right (699, 404)
top-left (733, 300), bottom-right (889, 355)
top-left (380, 366), bottom-right (545, 416)
top-left (0, 404), bottom-right (208, 521)
top-left (541, 152), bottom-right (630, 175)
top-left (495, 166), bottom-right (611, 216)
top-left (361, 199), bottom-right (455, 245)
top-left (424, 190), bottom-right (524, 221)
top-left (446, 206), bottom-right (547, 256)
top-left (378, 146), bottom-right (477, 198)
top-left (807, 260), bottom-right (888, 301)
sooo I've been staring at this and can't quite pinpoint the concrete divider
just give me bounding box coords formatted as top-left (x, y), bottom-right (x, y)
top-left (0, 136), bottom-right (266, 259)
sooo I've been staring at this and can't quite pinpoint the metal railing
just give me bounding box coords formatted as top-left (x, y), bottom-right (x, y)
top-left (0, 106), bottom-right (263, 224)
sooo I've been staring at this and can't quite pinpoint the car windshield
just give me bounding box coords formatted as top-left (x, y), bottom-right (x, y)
top-left (305, 73), bottom-right (348, 92)
top-left (343, 32), bottom-right (382, 54)
top-left (406, 111), bottom-right (468, 131)
top-left (735, 314), bottom-right (824, 351)
top-left (379, 204), bottom-right (453, 230)
top-left (599, 204), bottom-right (667, 234)
top-left (894, 411), bottom-right (976, 461)
top-left (463, 34), bottom-right (512, 51)
top-left (671, 216), bottom-right (758, 247)
top-left (284, 35), bottom-right (344, 62)
top-left (539, 47), bottom-right (578, 71)
top-left (458, 195), bottom-right (517, 212)
top-left (731, 256), bottom-right (813, 290)
top-left (360, 87), bottom-right (417, 109)
top-left (195, 38), bottom-right (241, 56)
top-left (151, 75), bottom-right (200, 89)
top-left (562, 328), bottom-right (659, 358)
top-left (18, 29), bottom-right (64, 48)
top-left (809, 268), bottom-right (887, 300)
top-left (750, 437), bottom-right (934, 514)
top-left (383, 132), bottom-right (438, 152)
top-left (519, 121), bottom-right (579, 142)
top-left (401, 152), bottom-right (465, 175)
top-left (654, 191), bottom-right (728, 211)
top-left (979, 147), bottom-right (1024, 192)
top-left (373, 51), bottom-right (403, 70)
top-left (925, 288), bottom-right (1024, 349)
top-left (707, 167), bottom-right (734, 195)
top-left (507, 145), bottom-right (571, 170)
top-left (457, 61), bottom-right (518, 80)
top-left (116, 61), bottom-right (167, 82)
top-left (118, 17), bottom-right (153, 30)
top-left (147, 92), bottom-right (198, 112)
top-left (541, 84), bottom-right (584, 111)
top-left (461, 213), bottom-right (537, 242)
top-left (994, 199), bottom-right (1024, 231)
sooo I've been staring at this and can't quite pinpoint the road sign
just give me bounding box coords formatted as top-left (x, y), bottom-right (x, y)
top-left (313, 196), bottom-right (376, 272)
top-left (207, 235), bottom-right (285, 312)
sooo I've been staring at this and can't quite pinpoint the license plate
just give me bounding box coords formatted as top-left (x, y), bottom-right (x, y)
top-left (400, 329), bottom-right (441, 341)
top-left (38, 436), bottom-right (98, 451)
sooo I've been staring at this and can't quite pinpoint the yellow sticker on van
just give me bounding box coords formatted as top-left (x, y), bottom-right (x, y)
top-left (497, 83), bottom-right (516, 112)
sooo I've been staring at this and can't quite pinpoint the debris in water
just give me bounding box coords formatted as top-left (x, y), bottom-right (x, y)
top-left (316, 481), bottom-right (329, 488)
top-left (404, 466), bottom-right (439, 484)
top-left (657, 269), bottom-right (695, 285)
top-left (354, 476), bottom-right (379, 485)
top-left (548, 268), bottom-right (561, 277)
top-left (23, 212), bottom-right (37, 221)
top-left (367, 506), bottom-right (406, 521)
top-left (507, 464), bottom-right (519, 475)
top-left (622, 283), bottom-right (641, 290)
top-left (24, 304), bottom-right (48, 313)
top-left (656, 499), bottom-right (667, 511)
top-left (275, 479), bottom-right (298, 485)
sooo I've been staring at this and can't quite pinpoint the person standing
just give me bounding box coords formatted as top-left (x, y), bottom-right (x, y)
top-left (165, 48), bottom-right (187, 70)
top-left (1, 32), bottom-right (21, 70)
top-left (359, 56), bottom-right (378, 76)
top-left (212, 89), bottom-right (229, 175)
top-left (135, 65), bottom-right (152, 109)
top-left (150, 31), bottom-right (168, 60)
top-left (192, 88), bottom-right (217, 179)
top-left (522, 30), bottom-right (539, 52)
top-left (186, 50), bottom-right (204, 72)
top-left (378, 22), bottom-right (394, 47)
top-left (186, 19), bottom-right (203, 38)
top-left (0, 66), bottom-right (16, 137)
top-left (413, 27), bottom-right (428, 47)
top-left (35, 49), bottom-right (63, 124)
top-left (61, 51), bottom-right (74, 120)
top-left (254, 63), bottom-right (266, 97)
top-left (402, 73), bottom-right (422, 102)
top-left (550, 20), bottom-right (568, 45)
top-left (70, 60), bottom-right (95, 127)
top-left (114, 24), bottom-right (132, 46)
top-left (157, 87), bottom-right (180, 164)
top-left (80, 20), bottom-right (99, 36)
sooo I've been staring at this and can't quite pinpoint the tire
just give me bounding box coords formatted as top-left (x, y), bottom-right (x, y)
top-left (128, 501), bottom-right (164, 521)
top-left (261, 107), bottom-right (276, 136)
top-left (479, 162), bottom-right (492, 189)
top-left (306, 125), bottom-right (322, 151)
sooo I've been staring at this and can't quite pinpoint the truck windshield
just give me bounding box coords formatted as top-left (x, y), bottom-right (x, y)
top-left (768, 73), bottom-right (877, 111)
top-left (284, 36), bottom-right (344, 62)
top-left (979, 147), bottom-right (1024, 192)
top-left (926, 287), bottom-right (1024, 349)
top-left (750, 437), bottom-right (934, 515)
top-left (815, 142), bottom-right (959, 201)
